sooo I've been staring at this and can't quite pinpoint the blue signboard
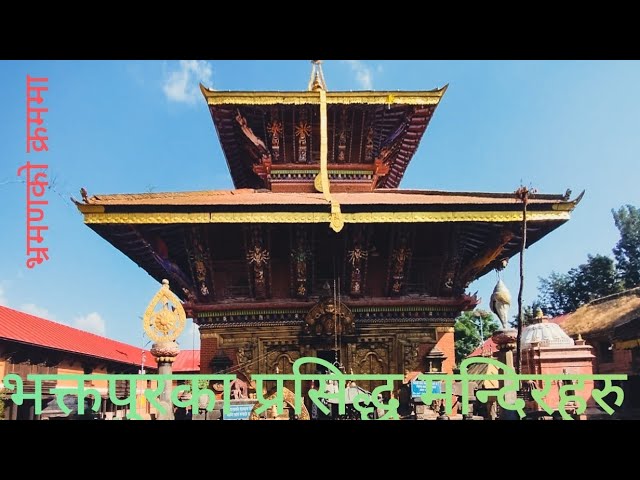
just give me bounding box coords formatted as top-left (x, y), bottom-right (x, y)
top-left (411, 379), bottom-right (442, 398)
top-left (223, 404), bottom-right (254, 420)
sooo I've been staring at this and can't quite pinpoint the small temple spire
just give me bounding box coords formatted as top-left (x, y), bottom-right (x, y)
top-left (308, 60), bottom-right (328, 92)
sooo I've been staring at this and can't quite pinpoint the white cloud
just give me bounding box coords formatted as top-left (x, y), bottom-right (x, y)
top-left (20, 303), bottom-right (56, 321)
top-left (73, 312), bottom-right (106, 337)
top-left (344, 60), bottom-right (374, 90)
top-left (162, 60), bottom-right (213, 104)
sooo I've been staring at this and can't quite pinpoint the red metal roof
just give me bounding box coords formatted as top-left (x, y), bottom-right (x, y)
top-left (172, 349), bottom-right (200, 373)
top-left (0, 305), bottom-right (157, 369)
top-left (467, 337), bottom-right (498, 358)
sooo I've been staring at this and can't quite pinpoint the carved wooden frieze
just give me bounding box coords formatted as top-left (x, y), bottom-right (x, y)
top-left (304, 297), bottom-right (355, 337)
top-left (402, 341), bottom-right (420, 371)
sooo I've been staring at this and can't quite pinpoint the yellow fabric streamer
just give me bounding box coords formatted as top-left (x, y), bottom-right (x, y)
top-left (319, 89), bottom-right (344, 232)
top-left (319, 89), bottom-right (331, 202)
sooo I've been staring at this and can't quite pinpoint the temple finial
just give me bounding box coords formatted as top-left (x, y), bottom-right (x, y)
top-left (308, 60), bottom-right (328, 92)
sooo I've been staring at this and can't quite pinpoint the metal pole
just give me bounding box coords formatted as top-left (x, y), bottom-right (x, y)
top-left (514, 186), bottom-right (531, 375)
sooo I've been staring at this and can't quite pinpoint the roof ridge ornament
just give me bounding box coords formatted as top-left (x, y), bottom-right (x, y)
top-left (308, 60), bottom-right (328, 92)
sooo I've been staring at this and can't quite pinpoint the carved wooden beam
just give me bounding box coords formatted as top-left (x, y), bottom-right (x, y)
top-left (458, 229), bottom-right (514, 287)
top-left (387, 228), bottom-right (413, 297)
top-left (347, 226), bottom-right (369, 297)
top-left (291, 226), bottom-right (310, 299)
top-left (128, 226), bottom-right (197, 298)
top-left (185, 226), bottom-right (215, 302)
top-left (245, 226), bottom-right (271, 300)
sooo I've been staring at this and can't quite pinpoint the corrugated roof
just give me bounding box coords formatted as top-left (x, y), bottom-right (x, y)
top-left (0, 305), bottom-right (157, 369)
top-left (468, 337), bottom-right (498, 358)
top-left (172, 349), bottom-right (200, 373)
top-left (83, 189), bottom-right (570, 207)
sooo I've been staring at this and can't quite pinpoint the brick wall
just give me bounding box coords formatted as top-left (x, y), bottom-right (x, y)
top-left (199, 336), bottom-right (219, 374)
top-left (436, 330), bottom-right (455, 374)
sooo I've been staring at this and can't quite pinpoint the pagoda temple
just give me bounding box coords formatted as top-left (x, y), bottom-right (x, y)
top-left (75, 62), bottom-right (581, 393)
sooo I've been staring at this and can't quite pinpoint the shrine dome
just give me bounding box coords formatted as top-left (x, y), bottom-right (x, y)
top-left (521, 309), bottom-right (575, 349)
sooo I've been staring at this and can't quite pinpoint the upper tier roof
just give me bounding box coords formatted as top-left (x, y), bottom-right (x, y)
top-left (201, 85), bottom-right (447, 191)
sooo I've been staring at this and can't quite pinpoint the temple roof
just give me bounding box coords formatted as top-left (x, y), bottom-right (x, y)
top-left (79, 188), bottom-right (579, 212)
top-left (552, 287), bottom-right (640, 337)
top-left (201, 85), bottom-right (447, 191)
top-left (74, 188), bottom-right (581, 302)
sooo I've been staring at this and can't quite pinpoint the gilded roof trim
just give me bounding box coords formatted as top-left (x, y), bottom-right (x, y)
top-left (199, 84), bottom-right (448, 106)
top-left (81, 210), bottom-right (571, 225)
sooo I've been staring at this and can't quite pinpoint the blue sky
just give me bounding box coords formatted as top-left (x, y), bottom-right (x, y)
top-left (1, 60), bottom-right (639, 352)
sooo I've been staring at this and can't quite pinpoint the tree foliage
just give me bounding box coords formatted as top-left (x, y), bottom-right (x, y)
top-left (509, 300), bottom-right (544, 329)
top-left (612, 205), bottom-right (640, 289)
top-left (0, 389), bottom-right (7, 420)
top-left (537, 254), bottom-right (623, 316)
top-left (454, 310), bottom-right (500, 364)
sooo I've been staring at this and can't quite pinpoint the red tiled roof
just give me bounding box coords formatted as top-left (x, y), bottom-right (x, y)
top-left (0, 305), bottom-right (157, 369)
top-left (172, 349), bottom-right (200, 373)
top-left (467, 337), bottom-right (498, 358)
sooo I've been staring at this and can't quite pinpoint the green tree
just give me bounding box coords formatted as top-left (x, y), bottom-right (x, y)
top-left (612, 205), bottom-right (640, 288)
top-left (509, 300), bottom-right (544, 328)
top-left (537, 254), bottom-right (623, 316)
top-left (0, 389), bottom-right (7, 420)
top-left (454, 310), bottom-right (500, 364)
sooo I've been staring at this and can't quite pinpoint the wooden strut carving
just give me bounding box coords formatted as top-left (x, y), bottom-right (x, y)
top-left (389, 235), bottom-right (412, 296)
top-left (186, 226), bottom-right (214, 300)
top-left (458, 229), bottom-right (514, 288)
top-left (132, 227), bottom-right (194, 298)
top-left (295, 109), bottom-right (311, 164)
top-left (364, 126), bottom-right (374, 163)
top-left (235, 109), bottom-right (268, 151)
top-left (337, 108), bottom-right (348, 163)
top-left (246, 227), bottom-right (271, 300)
top-left (347, 228), bottom-right (368, 297)
top-left (291, 227), bottom-right (310, 299)
top-left (266, 111), bottom-right (282, 162)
